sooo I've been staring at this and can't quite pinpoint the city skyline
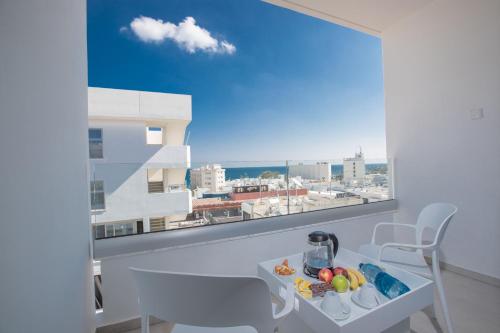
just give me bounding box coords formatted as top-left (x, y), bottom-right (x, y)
top-left (88, 0), bottom-right (386, 162)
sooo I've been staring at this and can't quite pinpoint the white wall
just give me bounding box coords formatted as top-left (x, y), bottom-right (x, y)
top-left (383, 0), bottom-right (500, 278)
top-left (0, 1), bottom-right (93, 332)
top-left (88, 87), bottom-right (192, 122)
top-left (89, 120), bottom-right (190, 166)
top-left (92, 165), bottom-right (191, 223)
top-left (98, 213), bottom-right (394, 326)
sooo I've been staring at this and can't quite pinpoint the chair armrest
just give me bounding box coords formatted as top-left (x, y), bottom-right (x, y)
top-left (371, 223), bottom-right (417, 244)
top-left (378, 242), bottom-right (434, 261)
top-left (273, 283), bottom-right (295, 320)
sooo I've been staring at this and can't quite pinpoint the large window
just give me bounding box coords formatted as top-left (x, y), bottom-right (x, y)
top-left (94, 220), bottom-right (141, 239)
top-left (90, 180), bottom-right (105, 211)
top-left (87, 0), bottom-right (389, 240)
top-left (89, 128), bottom-right (103, 159)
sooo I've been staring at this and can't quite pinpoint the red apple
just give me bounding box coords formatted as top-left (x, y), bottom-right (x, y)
top-left (318, 268), bottom-right (333, 283)
top-left (333, 267), bottom-right (349, 279)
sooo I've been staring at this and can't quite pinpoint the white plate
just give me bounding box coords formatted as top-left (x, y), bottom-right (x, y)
top-left (322, 301), bottom-right (351, 321)
top-left (351, 289), bottom-right (380, 309)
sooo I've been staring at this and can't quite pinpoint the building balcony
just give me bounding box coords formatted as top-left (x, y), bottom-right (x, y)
top-left (90, 145), bottom-right (190, 169)
top-left (92, 189), bottom-right (192, 224)
top-left (145, 145), bottom-right (191, 168)
top-left (88, 87), bottom-right (191, 122)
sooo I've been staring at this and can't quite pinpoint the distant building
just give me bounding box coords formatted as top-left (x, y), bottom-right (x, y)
top-left (190, 198), bottom-right (242, 223)
top-left (289, 162), bottom-right (332, 180)
top-left (343, 149), bottom-right (366, 186)
top-left (231, 185), bottom-right (307, 201)
top-left (190, 164), bottom-right (226, 192)
top-left (88, 87), bottom-right (192, 238)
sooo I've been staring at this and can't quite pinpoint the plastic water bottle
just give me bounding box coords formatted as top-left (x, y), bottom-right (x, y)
top-left (358, 263), bottom-right (383, 284)
top-left (359, 263), bottom-right (411, 299)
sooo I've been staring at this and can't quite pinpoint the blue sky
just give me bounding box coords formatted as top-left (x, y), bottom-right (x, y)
top-left (87, 0), bottom-right (386, 163)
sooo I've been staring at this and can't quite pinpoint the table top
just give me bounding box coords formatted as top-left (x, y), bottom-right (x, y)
top-left (258, 248), bottom-right (434, 333)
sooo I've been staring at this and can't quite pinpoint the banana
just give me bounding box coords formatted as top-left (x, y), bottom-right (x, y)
top-left (294, 277), bottom-right (312, 298)
top-left (347, 268), bottom-right (366, 286)
top-left (347, 270), bottom-right (359, 290)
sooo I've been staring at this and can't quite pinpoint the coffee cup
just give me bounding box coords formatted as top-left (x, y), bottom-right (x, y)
top-left (321, 291), bottom-right (351, 320)
top-left (355, 284), bottom-right (380, 309)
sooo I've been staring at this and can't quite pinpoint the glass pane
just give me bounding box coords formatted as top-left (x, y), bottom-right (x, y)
top-left (89, 128), bottom-right (102, 140)
top-left (95, 225), bottom-right (105, 239)
top-left (105, 224), bottom-right (114, 237)
top-left (91, 192), bottom-right (105, 210)
top-left (91, 180), bottom-right (104, 192)
top-left (113, 224), bottom-right (126, 236)
top-left (89, 142), bottom-right (103, 159)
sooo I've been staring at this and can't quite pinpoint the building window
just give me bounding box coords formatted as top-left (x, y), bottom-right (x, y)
top-left (113, 222), bottom-right (135, 237)
top-left (146, 127), bottom-right (163, 145)
top-left (89, 128), bottom-right (103, 159)
top-left (95, 225), bottom-right (105, 239)
top-left (150, 217), bottom-right (166, 232)
top-left (94, 220), bottom-right (140, 239)
top-left (147, 168), bottom-right (164, 193)
top-left (90, 180), bottom-right (105, 211)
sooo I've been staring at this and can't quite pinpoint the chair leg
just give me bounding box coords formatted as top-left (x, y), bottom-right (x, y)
top-left (432, 251), bottom-right (453, 333)
top-left (141, 313), bottom-right (150, 333)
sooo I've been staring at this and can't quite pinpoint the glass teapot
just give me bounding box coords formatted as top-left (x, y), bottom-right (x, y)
top-left (303, 231), bottom-right (339, 278)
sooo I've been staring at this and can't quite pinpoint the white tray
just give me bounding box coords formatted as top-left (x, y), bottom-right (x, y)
top-left (258, 248), bottom-right (433, 333)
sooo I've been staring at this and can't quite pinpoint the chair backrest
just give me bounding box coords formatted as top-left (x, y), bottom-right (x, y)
top-left (416, 203), bottom-right (457, 248)
top-left (130, 267), bottom-right (274, 332)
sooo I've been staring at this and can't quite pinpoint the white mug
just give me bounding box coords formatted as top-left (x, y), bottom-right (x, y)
top-left (358, 284), bottom-right (380, 308)
top-left (321, 291), bottom-right (350, 319)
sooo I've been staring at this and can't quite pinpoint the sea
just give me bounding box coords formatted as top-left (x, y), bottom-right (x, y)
top-left (185, 163), bottom-right (387, 187)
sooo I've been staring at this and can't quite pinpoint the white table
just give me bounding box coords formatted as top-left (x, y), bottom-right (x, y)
top-left (258, 248), bottom-right (434, 333)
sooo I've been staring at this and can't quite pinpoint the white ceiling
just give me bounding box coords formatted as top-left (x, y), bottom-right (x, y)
top-left (264, 0), bottom-right (433, 36)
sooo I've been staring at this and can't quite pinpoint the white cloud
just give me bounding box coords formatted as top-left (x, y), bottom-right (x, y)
top-left (119, 26), bottom-right (128, 33)
top-left (220, 40), bottom-right (236, 55)
top-left (129, 16), bottom-right (236, 55)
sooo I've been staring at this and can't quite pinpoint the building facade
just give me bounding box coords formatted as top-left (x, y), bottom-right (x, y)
top-left (88, 87), bottom-right (193, 238)
top-left (288, 162), bottom-right (332, 180)
top-left (190, 164), bottom-right (226, 192)
top-left (343, 149), bottom-right (366, 186)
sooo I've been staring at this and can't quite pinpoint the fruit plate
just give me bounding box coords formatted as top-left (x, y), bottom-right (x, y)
top-left (258, 247), bottom-right (434, 333)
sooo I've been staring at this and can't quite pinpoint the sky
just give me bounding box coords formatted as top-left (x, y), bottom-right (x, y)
top-left (87, 0), bottom-right (386, 164)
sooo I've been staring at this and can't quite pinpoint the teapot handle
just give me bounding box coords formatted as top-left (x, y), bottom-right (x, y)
top-left (329, 233), bottom-right (339, 257)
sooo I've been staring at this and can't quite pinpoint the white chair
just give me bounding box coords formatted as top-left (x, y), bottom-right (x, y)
top-left (358, 203), bottom-right (457, 333)
top-left (130, 267), bottom-right (295, 333)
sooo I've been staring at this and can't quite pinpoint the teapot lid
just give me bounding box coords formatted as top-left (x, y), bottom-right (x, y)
top-left (308, 231), bottom-right (329, 243)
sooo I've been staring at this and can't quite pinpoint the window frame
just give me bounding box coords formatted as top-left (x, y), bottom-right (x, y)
top-left (89, 128), bottom-right (104, 159)
top-left (90, 180), bottom-right (106, 211)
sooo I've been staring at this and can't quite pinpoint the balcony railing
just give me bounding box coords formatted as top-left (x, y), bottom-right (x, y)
top-left (147, 181), bottom-right (164, 193)
top-left (89, 157), bottom-right (393, 241)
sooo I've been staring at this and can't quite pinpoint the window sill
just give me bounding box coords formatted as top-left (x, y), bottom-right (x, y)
top-left (93, 199), bottom-right (397, 259)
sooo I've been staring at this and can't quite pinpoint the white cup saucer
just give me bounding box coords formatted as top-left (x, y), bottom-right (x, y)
top-left (328, 302), bottom-right (351, 320)
top-left (351, 285), bottom-right (381, 309)
top-left (320, 291), bottom-right (351, 320)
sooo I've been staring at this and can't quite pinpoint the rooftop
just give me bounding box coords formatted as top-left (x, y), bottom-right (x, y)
top-left (88, 87), bottom-right (192, 122)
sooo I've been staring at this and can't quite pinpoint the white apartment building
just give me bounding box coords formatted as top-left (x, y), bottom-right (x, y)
top-left (288, 162), bottom-right (332, 180)
top-left (343, 149), bottom-right (366, 186)
top-left (88, 87), bottom-right (193, 238)
top-left (190, 164), bottom-right (226, 192)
